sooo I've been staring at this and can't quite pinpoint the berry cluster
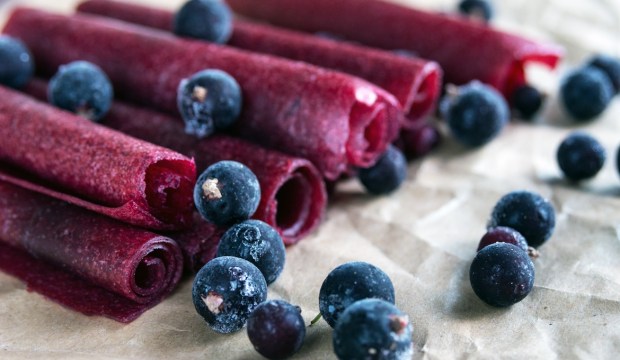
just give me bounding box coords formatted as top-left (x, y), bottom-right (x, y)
top-left (319, 262), bottom-right (413, 360)
top-left (470, 191), bottom-right (556, 307)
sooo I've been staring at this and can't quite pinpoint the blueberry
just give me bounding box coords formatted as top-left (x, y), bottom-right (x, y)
top-left (511, 84), bottom-right (544, 120)
top-left (332, 299), bottom-right (413, 360)
top-left (557, 132), bottom-right (606, 181)
top-left (470, 242), bottom-right (535, 307)
top-left (194, 160), bottom-right (260, 227)
top-left (358, 145), bottom-right (407, 195)
top-left (0, 35), bottom-right (34, 89)
top-left (458, 0), bottom-right (494, 22)
top-left (173, 0), bottom-right (233, 43)
top-left (192, 256), bottom-right (267, 334)
top-left (560, 66), bottom-right (613, 121)
top-left (477, 226), bottom-right (528, 253)
top-left (488, 190), bottom-right (555, 248)
top-left (441, 81), bottom-right (509, 147)
top-left (177, 69), bottom-right (242, 138)
top-left (319, 261), bottom-right (395, 328)
top-left (217, 220), bottom-right (285, 285)
top-left (48, 61), bottom-right (113, 122)
top-left (247, 300), bottom-right (305, 359)
top-left (587, 54), bottom-right (620, 94)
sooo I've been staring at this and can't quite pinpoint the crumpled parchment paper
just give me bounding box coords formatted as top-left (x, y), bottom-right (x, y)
top-left (0, 0), bottom-right (619, 359)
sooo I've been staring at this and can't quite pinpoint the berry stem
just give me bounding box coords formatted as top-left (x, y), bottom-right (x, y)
top-left (309, 312), bottom-right (322, 326)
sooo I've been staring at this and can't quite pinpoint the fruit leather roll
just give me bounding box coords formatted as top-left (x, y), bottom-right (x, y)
top-left (77, 0), bottom-right (441, 126)
top-left (226, 0), bottom-right (564, 98)
top-left (3, 8), bottom-right (402, 180)
top-left (0, 86), bottom-right (196, 231)
top-left (24, 79), bottom-right (327, 246)
top-left (0, 181), bottom-right (184, 323)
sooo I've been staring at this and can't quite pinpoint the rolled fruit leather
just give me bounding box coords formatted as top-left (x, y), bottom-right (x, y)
top-left (24, 79), bottom-right (327, 250)
top-left (226, 0), bottom-right (564, 99)
top-left (0, 181), bottom-right (184, 323)
top-left (0, 85), bottom-right (196, 231)
top-left (3, 8), bottom-right (403, 181)
top-left (77, 0), bottom-right (442, 128)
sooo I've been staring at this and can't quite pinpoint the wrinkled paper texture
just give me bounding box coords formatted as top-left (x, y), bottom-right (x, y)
top-left (1, 0), bottom-right (619, 359)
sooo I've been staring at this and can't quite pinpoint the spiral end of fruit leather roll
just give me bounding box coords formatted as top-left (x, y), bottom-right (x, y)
top-left (346, 84), bottom-right (402, 168)
top-left (254, 157), bottom-right (327, 245)
top-left (0, 182), bottom-right (184, 322)
top-left (144, 158), bottom-right (196, 228)
top-left (403, 61), bottom-right (442, 126)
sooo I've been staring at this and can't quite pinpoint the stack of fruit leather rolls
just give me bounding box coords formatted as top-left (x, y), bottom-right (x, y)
top-left (24, 79), bottom-right (327, 252)
top-left (0, 85), bottom-right (196, 231)
top-left (226, 0), bottom-right (564, 99)
top-left (77, 0), bottom-right (442, 127)
top-left (3, 8), bottom-right (403, 181)
top-left (0, 180), bottom-right (184, 323)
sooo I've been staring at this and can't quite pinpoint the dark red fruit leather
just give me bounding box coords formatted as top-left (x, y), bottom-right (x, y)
top-left (24, 79), bottom-right (327, 246)
top-left (0, 86), bottom-right (196, 231)
top-left (0, 181), bottom-right (184, 323)
top-left (77, 0), bottom-right (441, 127)
top-left (3, 8), bottom-right (403, 180)
top-left (170, 213), bottom-right (224, 273)
top-left (226, 0), bottom-right (564, 98)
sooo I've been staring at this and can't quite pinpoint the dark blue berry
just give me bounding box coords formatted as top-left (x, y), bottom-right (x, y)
top-left (319, 261), bottom-right (395, 328)
top-left (192, 256), bottom-right (267, 334)
top-left (177, 69), bottom-right (242, 138)
top-left (488, 190), bottom-right (555, 248)
top-left (587, 54), bottom-right (620, 94)
top-left (358, 145), bottom-right (407, 195)
top-left (557, 132), bottom-right (606, 181)
top-left (442, 81), bottom-right (509, 147)
top-left (247, 300), bottom-right (305, 359)
top-left (511, 84), bottom-right (544, 120)
top-left (173, 0), bottom-right (233, 43)
top-left (48, 61), bottom-right (113, 122)
top-left (0, 35), bottom-right (34, 89)
top-left (217, 220), bottom-right (285, 285)
top-left (194, 160), bottom-right (261, 227)
top-left (333, 299), bottom-right (413, 360)
top-left (469, 242), bottom-right (535, 307)
top-left (560, 67), bottom-right (613, 121)
top-left (458, 0), bottom-right (494, 22)
top-left (477, 226), bottom-right (528, 253)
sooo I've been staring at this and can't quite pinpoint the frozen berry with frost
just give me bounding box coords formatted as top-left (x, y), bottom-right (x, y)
top-left (177, 69), bottom-right (242, 138)
top-left (194, 160), bottom-right (260, 226)
top-left (488, 190), bottom-right (555, 248)
top-left (174, 0), bottom-right (233, 43)
top-left (333, 299), bottom-right (413, 360)
top-left (319, 261), bottom-right (395, 328)
top-left (470, 242), bottom-right (535, 307)
top-left (192, 256), bottom-right (267, 334)
top-left (217, 220), bottom-right (285, 285)
top-left (557, 132), bottom-right (606, 181)
top-left (358, 145), bottom-right (407, 195)
top-left (48, 60), bottom-right (113, 121)
top-left (560, 66), bottom-right (613, 121)
top-left (441, 81), bottom-right (509, 147)
top-left (247, 300), bottom-right (305, 359)
top-left (0, 35), bottom-right (34, 89)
